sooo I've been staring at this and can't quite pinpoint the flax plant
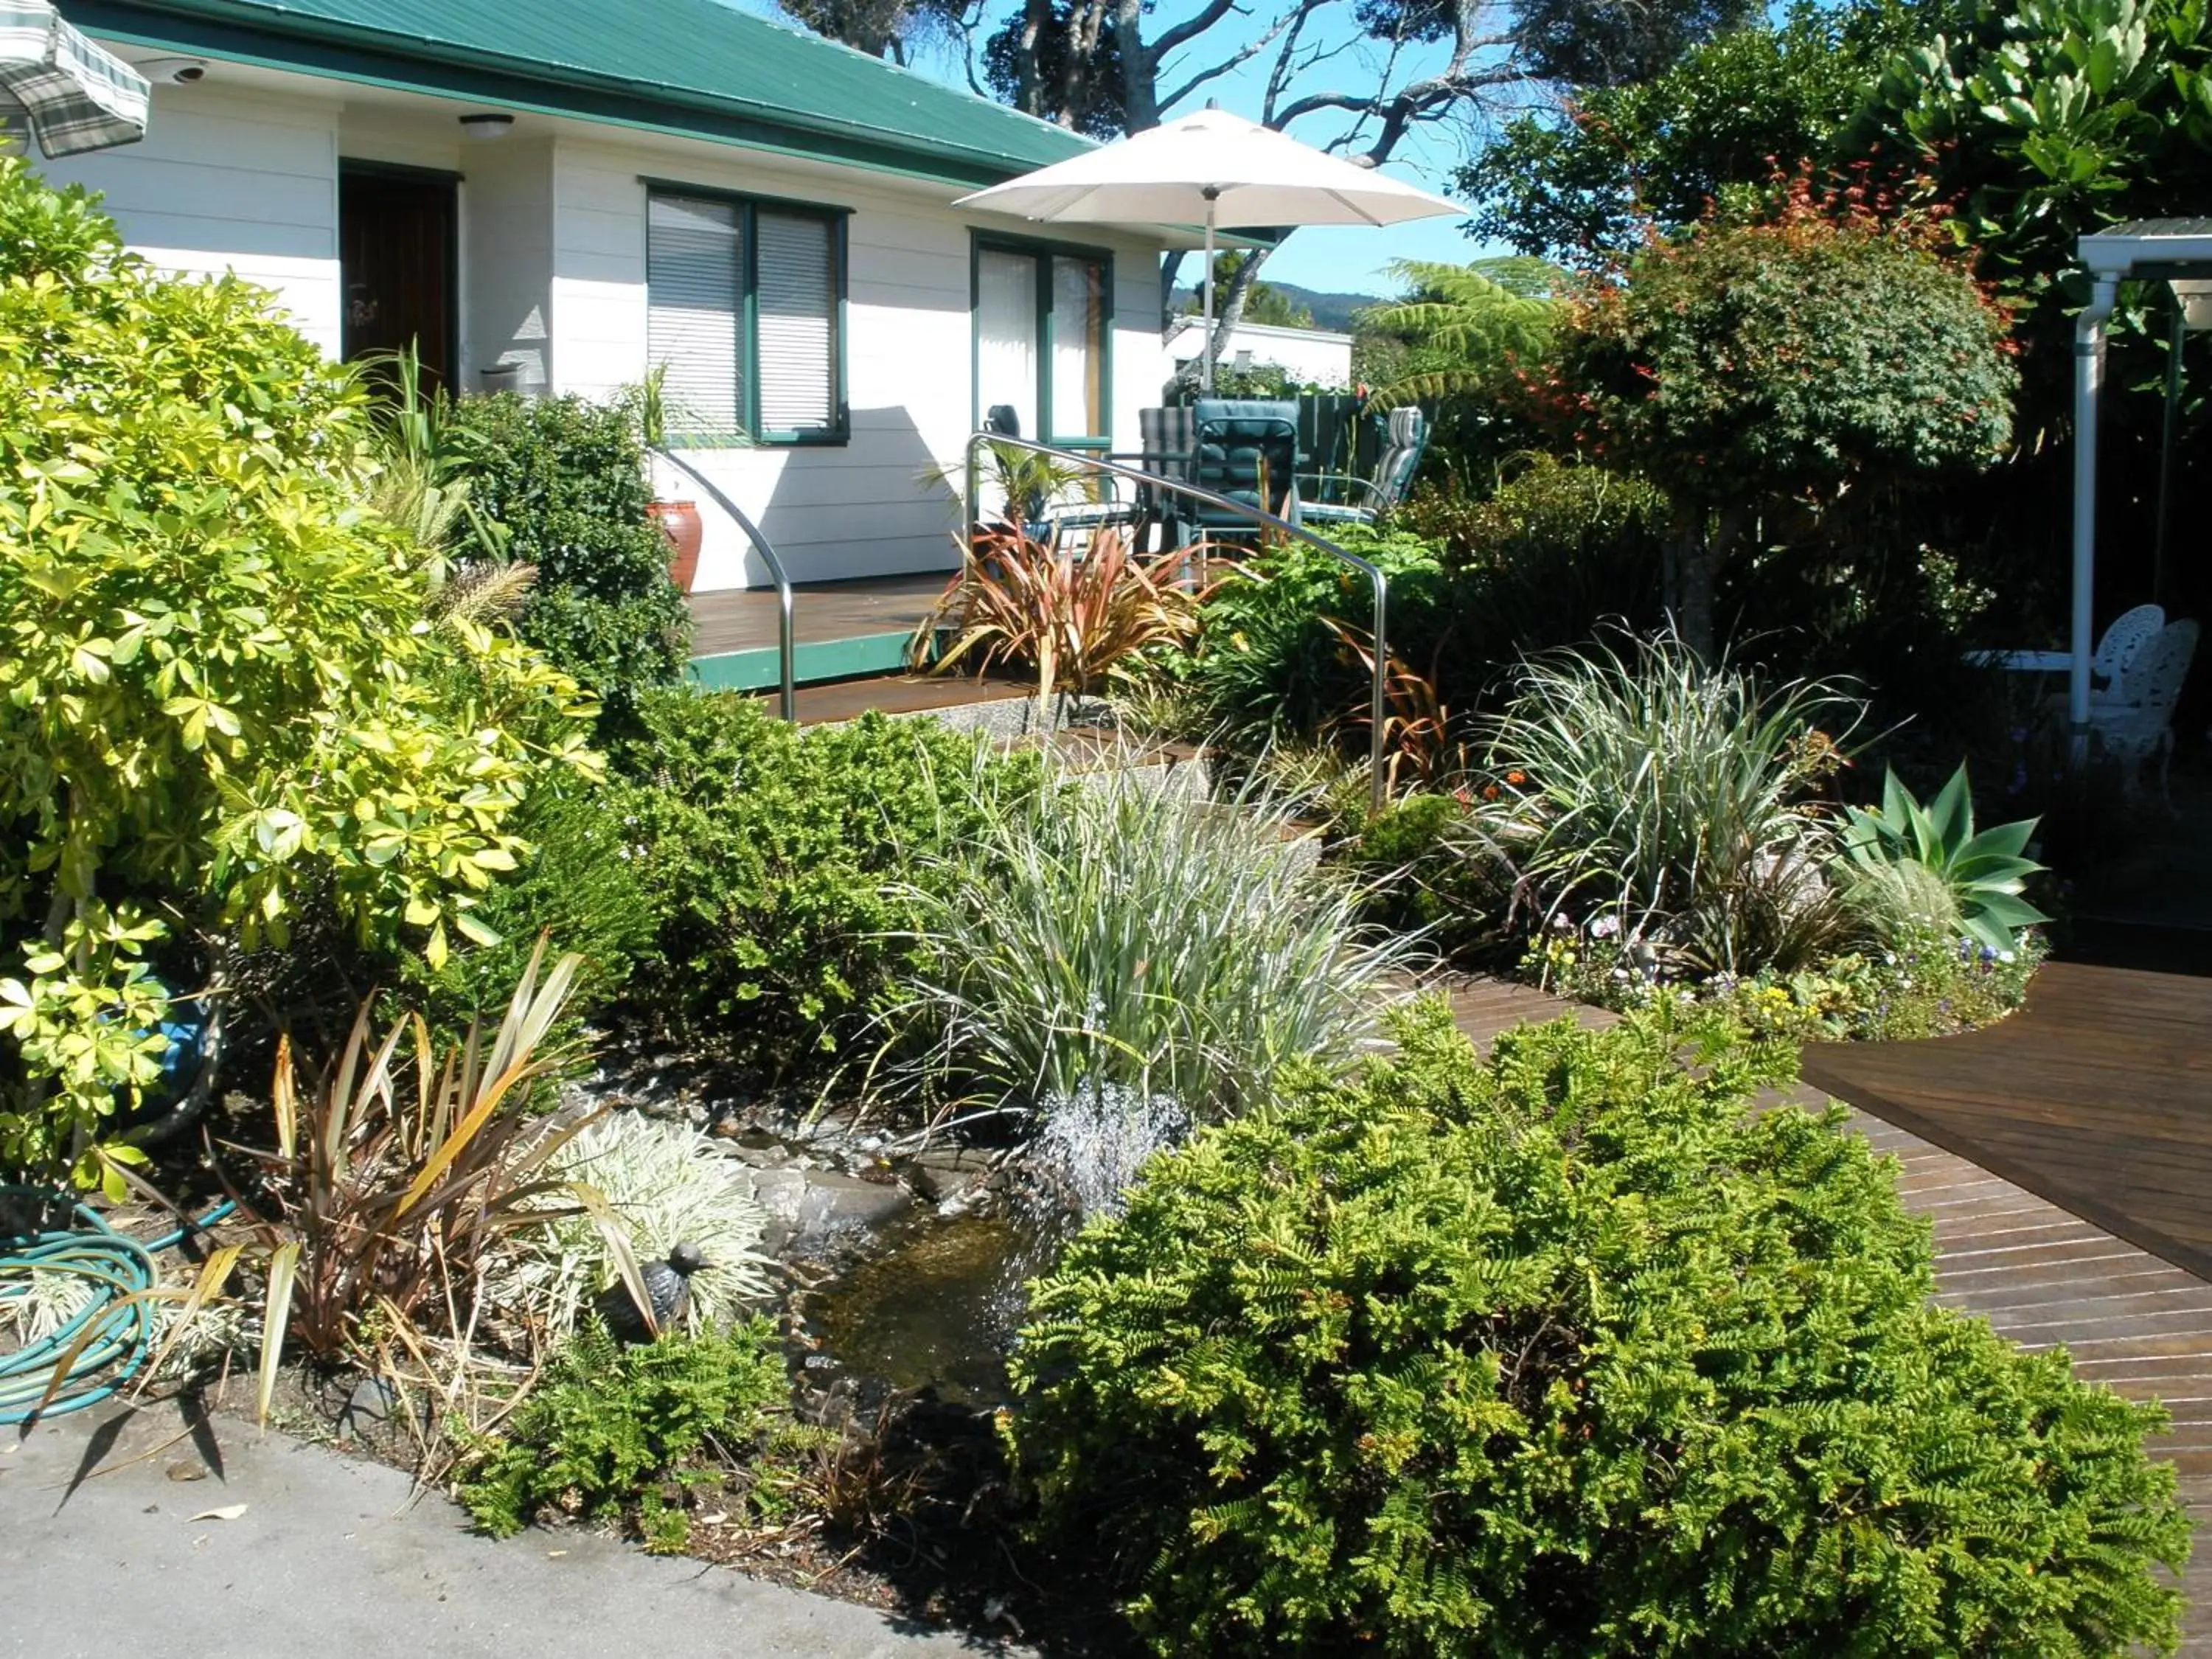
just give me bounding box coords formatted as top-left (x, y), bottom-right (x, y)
top-left (914, 525), bottom-right (1203, 711)
top-left (887, 758), bottom-right (1427, 1121)
top-left (217, 942), bottom-right (651, 1419)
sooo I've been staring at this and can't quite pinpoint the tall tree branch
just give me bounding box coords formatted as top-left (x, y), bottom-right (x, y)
top-left (1160, 13), bottom-right (1295, 111)
top-left (1153, 0), bottom-right (1249, 58)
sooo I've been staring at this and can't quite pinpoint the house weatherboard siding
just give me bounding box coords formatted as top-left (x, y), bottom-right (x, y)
top-left (30, 0), bottom-right (1177, 591)
top-left (553, 139), bottom-right (1164, 588)
top-left (38, 83), bottom-right (344, 354)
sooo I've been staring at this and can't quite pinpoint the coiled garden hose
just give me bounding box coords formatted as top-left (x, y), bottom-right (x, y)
top-left (0, 1187), bottom-right (237, 1424)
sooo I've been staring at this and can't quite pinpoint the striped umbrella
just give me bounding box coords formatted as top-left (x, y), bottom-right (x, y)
top-left (0, 0), bottom-right (148, 159)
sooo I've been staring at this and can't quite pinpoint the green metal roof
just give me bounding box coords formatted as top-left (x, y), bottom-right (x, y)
top-left (66, 0), bottom-right (1096, 186)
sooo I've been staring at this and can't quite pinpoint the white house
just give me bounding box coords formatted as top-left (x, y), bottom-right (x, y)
top-left (39, 0), bottom-right (1183, 590)
top-left (1166, 315), bottom-right (1353, 389)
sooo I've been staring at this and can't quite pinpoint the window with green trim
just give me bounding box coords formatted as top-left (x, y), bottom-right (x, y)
top-left (975, 241), bottom-right (1110, 445)
top-left (648, 189), bottom-right (846, 444)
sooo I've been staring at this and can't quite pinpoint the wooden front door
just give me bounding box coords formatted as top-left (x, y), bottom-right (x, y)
top-left (339, 167), bottom-right (457, 389)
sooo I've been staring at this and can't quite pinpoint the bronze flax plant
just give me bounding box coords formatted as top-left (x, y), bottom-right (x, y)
top-left (914, 525), bottom-right (1206, 703)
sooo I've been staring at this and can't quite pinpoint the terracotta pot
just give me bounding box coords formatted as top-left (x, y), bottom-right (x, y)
top-left (652, 499), bottom-right (703, 594)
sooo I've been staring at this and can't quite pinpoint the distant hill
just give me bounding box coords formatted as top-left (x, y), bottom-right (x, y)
top-left (1265, 282), bottom-right (1385, 333)
top-left (1172, 280), bottom-right (1385, 334)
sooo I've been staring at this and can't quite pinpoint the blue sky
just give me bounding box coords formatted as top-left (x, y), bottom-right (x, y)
top-left (734, 0), bottom-right (1517, 297)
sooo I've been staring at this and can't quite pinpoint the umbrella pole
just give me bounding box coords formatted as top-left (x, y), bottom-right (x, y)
top-left (1201, 196), bottom-right (1217, 397)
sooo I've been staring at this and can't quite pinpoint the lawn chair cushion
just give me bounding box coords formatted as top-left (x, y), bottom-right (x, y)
top-left (1191, 399), bottom-right (1298, 521)
top-left (1137, 406), bottom-right (1197, 481)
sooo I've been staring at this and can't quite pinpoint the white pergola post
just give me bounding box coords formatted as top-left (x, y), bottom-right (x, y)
top-left (2067, 220), bottom-right (2212, 768)
top-left (2069, 274), bottom-right (2119, 767)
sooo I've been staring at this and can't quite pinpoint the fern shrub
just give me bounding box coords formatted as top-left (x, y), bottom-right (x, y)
top-left (457, 1318), bottom-right (788, 1551)
top-left (1009, 1004), bottom-right (2188, 1658)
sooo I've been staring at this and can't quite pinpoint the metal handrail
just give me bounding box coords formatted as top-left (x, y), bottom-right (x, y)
top-left (961, 431), bottom-right (1390, 815)
top-left (651, 445), bottom-right (797, 721)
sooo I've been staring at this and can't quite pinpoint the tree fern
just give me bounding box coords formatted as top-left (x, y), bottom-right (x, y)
top-left (1362, 257), bottom-right (1565, 408)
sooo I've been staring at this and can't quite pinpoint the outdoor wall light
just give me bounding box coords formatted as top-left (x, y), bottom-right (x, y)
top-left (139, 56), bottom-right (208, 84)
top-left (2170, 279), bottom-right (2212, 331)
top-left (459, 111), bottom-right (515, 140)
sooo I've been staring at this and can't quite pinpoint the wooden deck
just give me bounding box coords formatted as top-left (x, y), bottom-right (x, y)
top-left (779, 673), bottom-right (1032, 726)
top-left (687, 572), bottom-right (951, 658)
top-left (1801, 961), bottom-right (2212, 1283)
top-left (1447, 970), bottom-right (2212, 1651)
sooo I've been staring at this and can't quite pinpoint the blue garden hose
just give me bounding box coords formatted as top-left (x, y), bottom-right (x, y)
top-left (0, 1188), bottom-right (237, 1424)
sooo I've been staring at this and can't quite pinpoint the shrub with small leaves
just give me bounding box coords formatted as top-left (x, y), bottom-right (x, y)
top-left (606, 690), bottom-right (1044, 1080)
top-left (456, 1317), bottom-right (789, 1551)
top-left (398, 776), bottom-right (658, 1035)
top-left (445, 392), bottom-right (692, 718)
top-left (1340, 792), bottom-right (1511, 962)
top-left (1010, 1002), bottom-right (2187, 1658)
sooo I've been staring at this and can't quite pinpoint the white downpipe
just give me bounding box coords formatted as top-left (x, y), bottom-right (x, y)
top-left (2069, 275), bottom-right (2120, 766)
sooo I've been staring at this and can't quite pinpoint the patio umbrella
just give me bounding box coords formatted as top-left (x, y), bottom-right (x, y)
top-left (0, 0), bottom-right (149, 159)
top-left (954, 107), bottom-right (1463, 393)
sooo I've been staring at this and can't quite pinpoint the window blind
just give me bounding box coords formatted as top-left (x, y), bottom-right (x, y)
top-left (646, 193), bottom-right (741, 438)
top-left (754, 209), bottom-right (838, 434)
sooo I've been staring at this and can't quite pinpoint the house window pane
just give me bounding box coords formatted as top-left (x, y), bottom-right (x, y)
top-left (755, 209), bottom-right (838, 434)
top-left (977, 248), bottom-right (1039, 440)
top-left (1050, 255), bottom-right (1106, 441)
top-left (647, 193), bottom-right (740, 438)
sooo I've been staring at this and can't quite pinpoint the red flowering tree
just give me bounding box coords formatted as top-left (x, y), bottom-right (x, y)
top-left (1540, 189), bottom-right (2017, 653)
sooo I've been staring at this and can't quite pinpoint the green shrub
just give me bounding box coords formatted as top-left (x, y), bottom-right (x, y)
top-left (607, 690), bottom-right (1043, 1079)
top-left (399, 776), bottom-right (658, 1032)
top-left (457, 1317), bottom-right (788, 1550)
top-left (1341, 792), bottom-right (1510, 961)
top-left (1185, 531), bottom-right (1448, 745)
top-left (891, 762), bottom-right (1425, 1119)
top-left (1404, 455), bottom-right (1667, 577)
top-left (1011, 1004), bottom-right (2188, 1657)
top-left (1479, 634), bottom-right (1857, 975)
top-left (1184, 468), bottom-right (1669, 756)
top-left (445, 392), bottom-right (692, 714)
top-left (0, 156), bottom-right (596, 1189)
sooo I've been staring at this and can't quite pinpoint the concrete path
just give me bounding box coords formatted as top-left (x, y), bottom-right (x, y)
top-left (1, 1401), bottom-right (1013, 1659)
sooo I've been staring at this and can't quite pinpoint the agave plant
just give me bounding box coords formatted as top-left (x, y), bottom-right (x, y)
top-left (1838, 765), bottom-right (2048, 954)
top-left (915, 525), bottom-right (1205, 706)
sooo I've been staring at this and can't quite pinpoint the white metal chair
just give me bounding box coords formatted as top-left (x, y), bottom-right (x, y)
top-left (2088, 618), bottom-right (2197, 800)
top-left (2091, 602), bottom-right (2166, 688)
